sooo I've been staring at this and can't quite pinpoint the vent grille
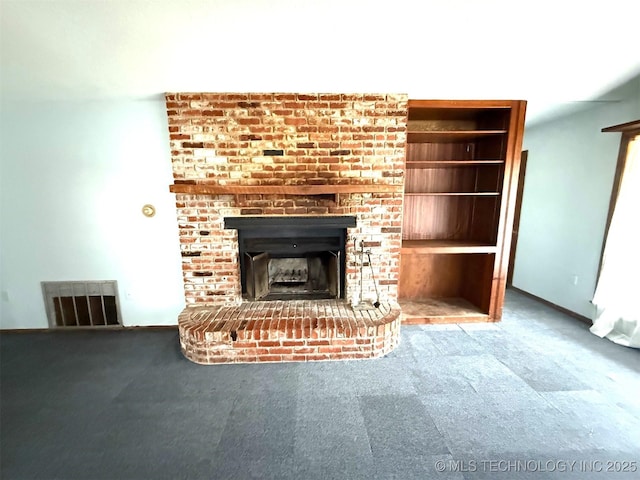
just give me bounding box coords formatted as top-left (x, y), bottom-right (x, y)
top-left (42, 281), bottom-right (122, 328)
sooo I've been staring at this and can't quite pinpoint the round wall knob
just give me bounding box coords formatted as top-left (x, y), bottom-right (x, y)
top-left (142, 204), bottom-right (156, 217)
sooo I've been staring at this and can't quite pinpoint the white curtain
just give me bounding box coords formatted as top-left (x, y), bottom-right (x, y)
top-left (590, 135), bottom-right (640, 347)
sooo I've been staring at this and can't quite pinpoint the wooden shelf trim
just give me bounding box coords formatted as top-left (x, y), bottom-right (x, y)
top-left (407, 130), bottom-right (507, 135)
top-left (407, 99), bottom-right (522, 109)
top-left (407, 130), bottom-right (507, 143)
top-left (406, 160), bottom-right (504, 167)
top-left (169, 184), bottom-right (404, 195)
top-left (601, 119), bottom-right (640, 133)
top-left (401, 240), bottom-right (497, 254)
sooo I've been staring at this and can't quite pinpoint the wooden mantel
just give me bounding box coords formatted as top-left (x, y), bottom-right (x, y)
top-left (169, 183), bottom-right (403, 196)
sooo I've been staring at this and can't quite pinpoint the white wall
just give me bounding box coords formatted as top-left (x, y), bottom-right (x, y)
top-left (0, 98), bottom-right (185, 328)
top-left (514, 77), bottom-right (640, 318)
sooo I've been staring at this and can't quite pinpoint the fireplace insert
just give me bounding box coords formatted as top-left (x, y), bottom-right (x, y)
top-left (225, 216), bottom-right (356, 301)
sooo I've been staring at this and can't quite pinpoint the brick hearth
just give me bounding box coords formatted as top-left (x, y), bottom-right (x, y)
top-left (165, 92), bottom-right (407, 363)
top-left (179, 300), bottom-right (401, 364)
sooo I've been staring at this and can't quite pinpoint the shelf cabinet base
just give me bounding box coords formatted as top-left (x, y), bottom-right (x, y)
top-left (399, 297), bottom-right (493, 324)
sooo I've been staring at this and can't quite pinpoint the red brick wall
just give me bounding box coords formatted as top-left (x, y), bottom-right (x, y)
top-left (165, 93), bottom-right (408, 306)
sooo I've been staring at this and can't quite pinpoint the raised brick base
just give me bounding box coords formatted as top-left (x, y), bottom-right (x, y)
top-left (178, 300), bottom-right (401, 364)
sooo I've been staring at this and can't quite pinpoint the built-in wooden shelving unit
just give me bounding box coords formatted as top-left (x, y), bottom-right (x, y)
top-left (399, 100), bottom-right (527, 323)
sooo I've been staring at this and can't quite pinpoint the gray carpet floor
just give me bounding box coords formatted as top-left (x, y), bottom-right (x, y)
top-left (1, 290), bottom-right (639, 480)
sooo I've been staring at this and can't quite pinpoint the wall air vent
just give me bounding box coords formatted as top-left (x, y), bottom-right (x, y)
top-left (41, 281), bottom-right (122, 328)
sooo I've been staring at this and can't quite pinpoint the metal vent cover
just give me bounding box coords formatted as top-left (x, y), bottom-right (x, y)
top-left (42, 281), bottom-right (122, 328)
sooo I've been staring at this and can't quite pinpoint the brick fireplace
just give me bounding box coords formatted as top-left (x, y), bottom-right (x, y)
top-left (166, 93), bottom-right (407, 363)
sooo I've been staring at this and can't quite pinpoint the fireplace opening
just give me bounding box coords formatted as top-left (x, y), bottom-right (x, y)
top-left (245, 250), bottom-right (341, 300)
top-left (225, 216), bottom-right (356, 301)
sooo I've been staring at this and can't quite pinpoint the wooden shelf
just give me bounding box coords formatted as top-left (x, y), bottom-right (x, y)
top-left (401, 240), bottom-right (497, 254)
top-left (407, 130), bottom-right (506, 143)
top-left (407, 100), bottom-right (517, 112)
top-left (404, 192), bottom-right (500, 196)
top-left (169, 183), bottom-right (403, 195)
top-left (406, 160), bottom-right (504, 167)
top-left (400, 298), bottom-right (491, 324)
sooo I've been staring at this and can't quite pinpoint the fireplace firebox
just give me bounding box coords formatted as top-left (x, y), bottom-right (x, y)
top-left (225, 216), bottom-right (356, 301)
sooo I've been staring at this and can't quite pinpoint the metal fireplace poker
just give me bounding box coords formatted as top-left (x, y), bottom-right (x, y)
top-left (353, 239), bottom-right (381, 310)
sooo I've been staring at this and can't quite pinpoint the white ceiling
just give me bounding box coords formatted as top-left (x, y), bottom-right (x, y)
top-left (2, 0), bottom-right (639, 126)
